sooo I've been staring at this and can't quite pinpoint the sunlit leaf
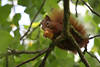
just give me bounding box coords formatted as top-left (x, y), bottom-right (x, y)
top-left (32, 22), bottom-right (40, 28)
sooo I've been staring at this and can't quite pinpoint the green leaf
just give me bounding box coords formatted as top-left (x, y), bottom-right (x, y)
top-left (45, 47), bottom-right (74, 67)
top-left (0, 5), bottom-right (12, 22)
top-left (18, 0), bottom-right (33, 7)
top-left (93, 15), bottom-right (100, 24)
top-left (79, 53), bottom-right (100, 67)
top-left (94, 38), bottom-right (100, 54)
top-left (54, 47), bottom-right (68, 59)
top-left (88, 0), bottom-right (100, 13)
top-left (79, 62), bottom-right (85, 67)
top-left (29, 27), bottom-right (40, 40)
top-left (85, 53), bottom-right (100, 67)
top-left (94, 38), bottom-right (100, 48)
top-left (0, 5), bottom-right (12, 32)
top-left (0, 21), bottom-right (12, 32)
top-left (43, 0), bottom-right (59, 13)
top-left (14, 54), bottom-right (36, 67)
top-left (0, 0), bottom-right (1, 6)
top-left (33, 60), bottom-right (41, 67)
top-left (16, 44), bottom-right (25, 51)
top-left (18, 0), bottom-right (42, 9)
top-left (12, 13), bottom-right (21, 27)
top-left (18, 0), bottom-right (34, 19)
top-left (18, 0), bottom-right (43, 19)
top-left (0, 58), bottom-right (5, 67)
top-left (8, 56), bottom-right (16, 67)
top-left (7, 27), bottom-right (20, 49)
top-left (25, 6), bottom-right (38, 20)
top-left (14, 29), bottom-right (20, 40)
top-left (8, 14), bottom-right (21, 49)
top-left (0, 30), bottom-right (13, 53)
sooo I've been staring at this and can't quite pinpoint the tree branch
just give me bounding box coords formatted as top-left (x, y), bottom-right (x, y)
top-left (68, 34), bottom-right (90, 67)
top-left (63, 0), bottom-right (70, 35)
top-left (89, 34), bottom-right (100, 39)
top-left (83, 47), bottom-right (100, 63)
top-left (81, 0), bottom-right (100, 17)
top-left (63, 0), bottom-right (90, 67)
top-left (39, 42), bottom-right (55, 67)
top-left (20, 0), bottom-right (46, 40)
top-left (16, 48), bottom-right (48, 67)
top-left (75, 0), bottom-right (78, 17)
top-left (0, 48), bottom-right (48, 59)
top-left (7, 48), bottom-right (46, 55)
top-left (87, 52), bottom-right (100, 63)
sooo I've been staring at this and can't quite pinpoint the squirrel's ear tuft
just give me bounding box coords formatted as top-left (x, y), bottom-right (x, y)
top-left (45, 15), bottom-right (51, 21)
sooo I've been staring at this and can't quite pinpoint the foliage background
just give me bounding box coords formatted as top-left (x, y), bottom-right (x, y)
top-left (0, 0), bottom-right (100, 67)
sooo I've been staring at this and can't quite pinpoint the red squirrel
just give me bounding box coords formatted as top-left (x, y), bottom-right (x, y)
top-left (41, 9), bottom-right (89, 53)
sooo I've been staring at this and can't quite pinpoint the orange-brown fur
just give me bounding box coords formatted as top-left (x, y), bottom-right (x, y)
top-left (41, 9), bottom-right (89, 53)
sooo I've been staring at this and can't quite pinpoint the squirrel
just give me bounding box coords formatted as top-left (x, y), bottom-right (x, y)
top-left (41, 9), bottom-right (89, 53)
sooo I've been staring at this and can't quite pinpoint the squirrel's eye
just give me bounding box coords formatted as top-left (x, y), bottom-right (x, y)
top-left (46, 21), bottom-right (49, 27)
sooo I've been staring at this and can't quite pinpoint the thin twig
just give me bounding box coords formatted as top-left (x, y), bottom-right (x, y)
top-left (20, 0), bottom-right (46, 40)
top-left (87, 52), bottom-right (100, 63)
top-left (16, 48), bottom-right (48, 67)
top-left (39, 43), bottom-right (55, 67)
top-left (89, 34), bottom-right (100, 39)
top-left (39, 52), bottom-right (50, 67)
top-left (21, 24), bottom-right (41, 46)
top-left (75, 0), bottom-right (78, 17)
top-left (81, 0), bottom-right (100, 17)
top-left (79, 46), bottom-right (87, 62)
top-left (83, 46), bottom-right (87, 55)
top-left (7, 48), bottom-right (46, 55)
top-left (83, 47), bottom-right (100, 63)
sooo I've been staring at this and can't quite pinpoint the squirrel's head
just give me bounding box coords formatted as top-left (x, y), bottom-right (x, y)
top-left (41, 15), bottom-right (63, 39)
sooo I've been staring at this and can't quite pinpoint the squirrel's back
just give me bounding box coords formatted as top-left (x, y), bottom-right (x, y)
top-left (49, 9), bottom-right (87, 37)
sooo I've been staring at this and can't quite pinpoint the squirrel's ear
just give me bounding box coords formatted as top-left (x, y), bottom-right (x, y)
top-left (45, 15), bottom-right (51, 21)
top-left (41, 15), bottom-right (50, 24)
